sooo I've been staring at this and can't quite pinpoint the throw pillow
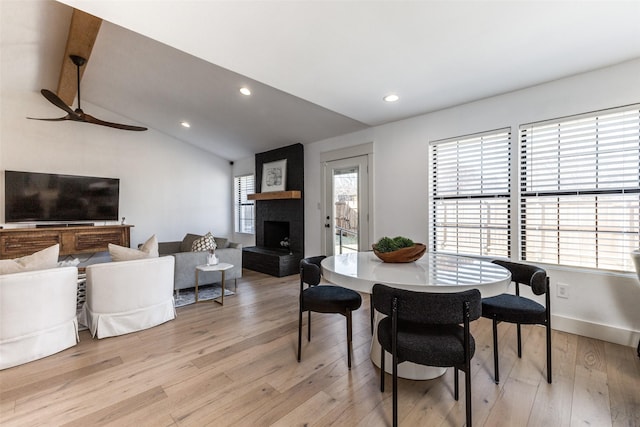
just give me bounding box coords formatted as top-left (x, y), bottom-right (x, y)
top-left (180, 233), bottom-right (202, 253)
top-left (191, 232), bottom-right (217, 252)
top-left (0, 244), bottom-right (60, 275)
top-left (213, 237), bottom-right (228, 249)
top-left (109, 234), bottom-right (159, 262)
top-left (139, 234), bottom-right (159, 257)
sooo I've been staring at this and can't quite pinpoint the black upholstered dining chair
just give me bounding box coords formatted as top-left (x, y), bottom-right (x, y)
top-left (298, 256), bottom-right (362, 369)
top-left (482, 259), bottom-right (552, 384)
top-left (372, 283), bottom-right (481, 427)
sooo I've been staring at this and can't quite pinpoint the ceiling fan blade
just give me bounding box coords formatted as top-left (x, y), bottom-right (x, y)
top-left (26, 115), bottom-right (71, 122)
top-left (32, 56), bottom-right (147, 132)
top-left (83, 113), bottom-right (148, 131)
top-left (40, 89), bottom-right (80, 117)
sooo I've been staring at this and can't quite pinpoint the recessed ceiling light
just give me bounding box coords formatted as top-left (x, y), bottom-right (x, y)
top-left (240, 87), bottom-right (251, 96)
top-left (180, 121), bottom-right (191, 128)
top-left (383, 94), bottom-right (399, 102)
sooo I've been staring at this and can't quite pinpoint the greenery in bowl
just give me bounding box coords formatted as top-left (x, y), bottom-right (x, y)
top-left (374, 236), bottom-right (415, 253)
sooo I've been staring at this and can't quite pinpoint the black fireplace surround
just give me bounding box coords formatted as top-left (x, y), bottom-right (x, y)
top-left (243, 143), bottom-right (304, 277)
top-left (264, 221), bottom-right (290, 251)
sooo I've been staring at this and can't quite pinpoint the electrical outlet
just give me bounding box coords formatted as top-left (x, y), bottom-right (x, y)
top-left (557, 283), bottom-right (570, 299)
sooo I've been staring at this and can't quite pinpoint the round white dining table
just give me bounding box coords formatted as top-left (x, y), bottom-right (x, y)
top-left (321, 251), bottom-right (512, 379)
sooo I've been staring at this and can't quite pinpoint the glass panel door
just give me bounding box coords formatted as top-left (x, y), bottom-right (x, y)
top-left (323, 156), bottom-right (369, 256)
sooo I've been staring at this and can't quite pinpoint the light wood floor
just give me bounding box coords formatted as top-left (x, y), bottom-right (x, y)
top-left (1, 269), bottom-right (639, 426)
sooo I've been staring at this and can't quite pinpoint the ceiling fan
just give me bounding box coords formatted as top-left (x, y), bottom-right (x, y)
top-left (28, 55), bottom-right (147, 131)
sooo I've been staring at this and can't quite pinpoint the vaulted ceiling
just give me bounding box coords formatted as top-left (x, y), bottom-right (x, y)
top-left (7, 1), bottom-right (640, 161)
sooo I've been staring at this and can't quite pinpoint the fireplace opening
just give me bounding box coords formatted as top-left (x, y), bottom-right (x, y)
top-left (264, 221), bottom-right (290, 250)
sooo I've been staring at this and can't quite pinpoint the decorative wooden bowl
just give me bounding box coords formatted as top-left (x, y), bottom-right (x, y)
top-left (372, 243), bottom-right (426, 263)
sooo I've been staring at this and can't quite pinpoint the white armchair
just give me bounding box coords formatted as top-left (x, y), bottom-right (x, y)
top-left (83, 256), bottom-right (176, 339)
top-left (632, 250), bottom-right (640, 279)
top-left (0, 267), bottom-right (79, 370)
top-left (632, 249), bottom-right (640, 357)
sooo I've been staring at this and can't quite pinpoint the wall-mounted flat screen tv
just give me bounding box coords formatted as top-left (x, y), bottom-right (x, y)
top-left (4, 170), bottom-right (120, 223)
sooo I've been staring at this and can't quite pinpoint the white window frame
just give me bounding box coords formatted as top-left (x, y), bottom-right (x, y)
top-left (234, 174), bottom-right (255, 234)
top-left (519, 104), bottom-right (640, 272)
top-left (429, 128), bottom-right (512, 258)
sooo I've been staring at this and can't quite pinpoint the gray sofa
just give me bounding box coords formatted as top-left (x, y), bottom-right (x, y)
top-left (157, 234), bottom-right (243, 292)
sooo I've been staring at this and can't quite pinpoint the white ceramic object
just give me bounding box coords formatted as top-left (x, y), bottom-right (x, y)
top-left (207, 252), bottom-right (219, 265)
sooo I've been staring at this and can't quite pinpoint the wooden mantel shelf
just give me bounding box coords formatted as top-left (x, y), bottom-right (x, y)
top-left (247, 191), bottom-right (301, 201)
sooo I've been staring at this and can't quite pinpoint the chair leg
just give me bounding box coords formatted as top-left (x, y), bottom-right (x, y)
top-left (465, 368), bottom-right (472, 427)
top-left (492, 318), bottom-right (500, 384)
top-left (392, 349), bottom-right (398, 427)
top-left (297, 308), bottom-right (303, 362)
top-left (370, 297), bottom-right (374, 335)
top-left (546, 322), bottom-right (552, 384)
top-left (517, 323), bottom-right (522, 358)
top-left (307, 311), bottom-right (311, 341)
top-left (346, 310), bottom-right (353, 369)
top-left (454, 368), bottom-right (459, 400)
top-left (380, 346), bottom-right (385, 392)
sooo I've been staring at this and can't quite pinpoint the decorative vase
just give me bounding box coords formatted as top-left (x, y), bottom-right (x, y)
top-left (372, 243), bottom-right (426, 263)
top-left (207, 251), bottom-right (218, 265)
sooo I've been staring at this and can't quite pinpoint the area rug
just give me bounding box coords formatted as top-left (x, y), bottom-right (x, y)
top-left (174, 284), bottom-right (235, 307)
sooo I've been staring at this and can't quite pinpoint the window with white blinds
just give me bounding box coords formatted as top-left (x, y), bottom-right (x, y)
top-left (430, 129), bottom-right (511, 257)
top-left (234, 174), bottom-right (255, 234)
top-left (520, 105), bottom-right (640, 272)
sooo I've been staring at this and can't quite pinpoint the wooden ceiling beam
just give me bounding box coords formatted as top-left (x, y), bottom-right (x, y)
top-left (56, 9), bottom-right (102, 107)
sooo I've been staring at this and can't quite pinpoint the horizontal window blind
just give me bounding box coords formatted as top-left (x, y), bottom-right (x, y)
top-left (520, 105), bottom-right (640, 271)
top-left (430, 129), bottom-right (511, 257)
top-left (234, 175), bottom-right (255, 234)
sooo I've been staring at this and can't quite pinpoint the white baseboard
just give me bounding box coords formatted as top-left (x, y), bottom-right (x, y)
top-left (552, 314), bottom-right (640, 348)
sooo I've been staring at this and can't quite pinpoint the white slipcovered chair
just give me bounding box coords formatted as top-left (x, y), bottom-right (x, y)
top-left (0, 267), bottom-right (79, 370)
top-left (82, 256), bottom-right (176, 339)
top-left (632, 250), bottom-right (640, 278)
top-left (632, 249), bottom-right (640, 358)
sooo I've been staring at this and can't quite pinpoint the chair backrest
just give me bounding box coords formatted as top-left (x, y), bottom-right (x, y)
top-left (631, 250), bottom-right (640, 282)
top-left (86, 256), bottom-right (175, 312)
top-left (300, 256), bottom-right (326, 287)
top-left (0, 266), bottom-right (79, 370)
top-left (0, 266), bottom-right (78, 340)
top-left (372, 283), bottom-right (481, 325)
top-left (492, 259), bottom-right (548, 296)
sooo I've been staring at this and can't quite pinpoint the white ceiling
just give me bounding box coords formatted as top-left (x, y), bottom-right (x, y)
top-left (10, 1), bottom-right (640, 161)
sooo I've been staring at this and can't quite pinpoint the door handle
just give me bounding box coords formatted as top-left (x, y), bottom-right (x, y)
top-left (325, 224), bottom-right (330, 228)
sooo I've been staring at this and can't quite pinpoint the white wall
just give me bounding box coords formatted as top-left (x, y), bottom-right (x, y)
top-left (305, 58), bottom-right (640, 347)
top-left (1, 90), bottom-right (233, 250)
top-left (1, 0), bottom-right (235, 249)
top-left (1, 0), bottom-right (234, 253)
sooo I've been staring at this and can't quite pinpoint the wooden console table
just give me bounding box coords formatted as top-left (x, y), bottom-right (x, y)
top-left (0, 225), bottom-right (133, 259)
